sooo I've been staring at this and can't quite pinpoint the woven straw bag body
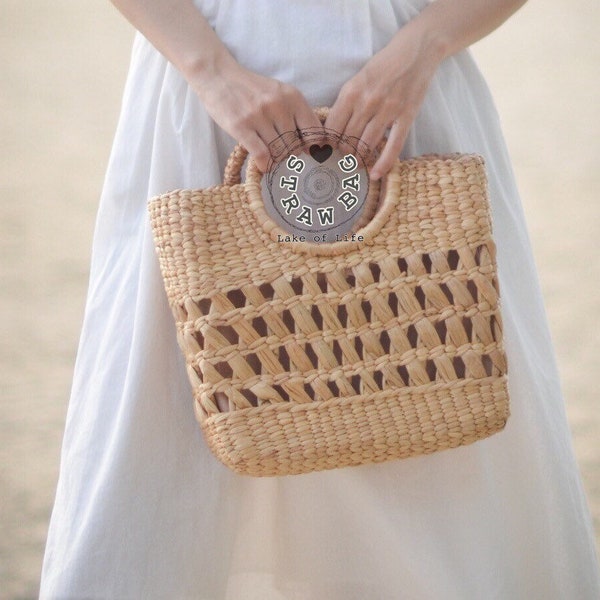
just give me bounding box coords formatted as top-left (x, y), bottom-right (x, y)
top-left (148, 142), bottom-right (510, 477)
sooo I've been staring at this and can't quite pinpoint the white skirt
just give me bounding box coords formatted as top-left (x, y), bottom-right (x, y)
top-left (40, 1), bottom-right (600, 598)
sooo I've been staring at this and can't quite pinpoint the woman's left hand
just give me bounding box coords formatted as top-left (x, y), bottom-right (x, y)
top-left (325, 22), bottom-right (446, 180)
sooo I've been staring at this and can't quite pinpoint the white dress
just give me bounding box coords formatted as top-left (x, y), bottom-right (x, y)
top-left (40, 1), bottom-right (600, 598)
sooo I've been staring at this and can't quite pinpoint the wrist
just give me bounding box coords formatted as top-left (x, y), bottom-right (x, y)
top-left (399, 13), bottom-right (451, 65)
top-left (183, 47), bottom-right (240, 96)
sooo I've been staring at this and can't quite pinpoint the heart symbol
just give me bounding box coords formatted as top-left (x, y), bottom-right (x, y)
top-left (309, 144), bottom-right (333, 164)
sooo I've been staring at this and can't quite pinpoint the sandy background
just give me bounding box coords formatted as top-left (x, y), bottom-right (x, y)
top-left (1, 1), bottom-right (598, 598)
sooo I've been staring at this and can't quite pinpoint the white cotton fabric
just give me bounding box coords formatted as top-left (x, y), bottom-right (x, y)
top-left (40, 1), bottom-right (600, 598)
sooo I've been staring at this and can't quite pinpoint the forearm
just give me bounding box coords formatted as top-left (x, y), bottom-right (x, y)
top-left (109, 0), bottom-right (239, 93)
top-left (109, 0), bottom-right (323, 171)
top-left (404, 0), bottom-right (528, 61)
top-left (326, 0), bottom-right (528, 179)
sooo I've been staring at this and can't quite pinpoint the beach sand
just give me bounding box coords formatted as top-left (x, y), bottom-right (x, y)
top-left (1, 1), bottom-right (598, 597)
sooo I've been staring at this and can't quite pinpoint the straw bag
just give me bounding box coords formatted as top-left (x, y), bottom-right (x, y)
top-left (148, 119), bottom-right (510, 477)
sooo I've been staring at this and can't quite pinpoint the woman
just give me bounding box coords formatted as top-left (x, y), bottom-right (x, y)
top-left (40, 0), bottom-right (600, 598)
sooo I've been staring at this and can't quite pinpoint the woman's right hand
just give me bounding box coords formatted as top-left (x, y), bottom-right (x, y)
top-left (192, 62), bottom-right (324, 173)
top-left (110, 0), bottom-right (323, 173)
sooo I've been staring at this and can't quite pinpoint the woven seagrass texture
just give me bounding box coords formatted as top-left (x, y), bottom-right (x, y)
top-left (148, 150), bottom-right (510, 476)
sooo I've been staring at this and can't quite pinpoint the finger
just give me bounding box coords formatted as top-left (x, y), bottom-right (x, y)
top-left (341, 109), bottom-right (373, 145)
top-left (293, 101), bottom-right (326, 150)
top-left (358, 118), bottom-right (390, 167)
top-left (332, 115), bottom-right (360, 157)
top-left (323, 101), bottom-right (353, 151)
top-left (293, 100), bottom-right (323, 132)
top-left (369, 121), bottom-right (409, 181)
top-left (270, 115), bottom-right (300, 162)
top-left (260, 121), bottom-right (288, 165)
top-left (252, 91), bottom-right (305, 161)
top-left (244, 129), bottom-right (274, 173)
top-left (324, 103), bottom-right (351, 136)
top-left (272, 111), bottom-right (297, 136)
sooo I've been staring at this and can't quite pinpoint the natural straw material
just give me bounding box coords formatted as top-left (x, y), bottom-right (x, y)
top-left (148, 140), bottom-right (510, 476)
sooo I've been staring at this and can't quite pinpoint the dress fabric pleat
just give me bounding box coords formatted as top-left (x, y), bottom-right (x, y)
top-left (40, 1), bottom-right (600, 598)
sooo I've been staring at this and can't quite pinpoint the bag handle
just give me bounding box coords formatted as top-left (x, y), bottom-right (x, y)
top-left (223, 143), bottom-right (249, 186)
